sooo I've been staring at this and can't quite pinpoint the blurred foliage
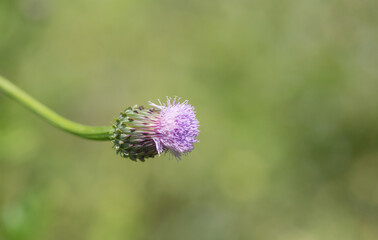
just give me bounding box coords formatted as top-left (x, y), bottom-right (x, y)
top-left (1, 0), bottom-right (378, 239)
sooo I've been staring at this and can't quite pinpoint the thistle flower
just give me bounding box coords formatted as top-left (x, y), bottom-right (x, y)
top-left (112, 97), bottom-right (200, 161)
top-left (0, 75), bottom-right (200, 162)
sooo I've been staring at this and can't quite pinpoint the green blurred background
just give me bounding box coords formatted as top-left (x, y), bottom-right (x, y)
top-left (1, 0), bottom-right (378, 239)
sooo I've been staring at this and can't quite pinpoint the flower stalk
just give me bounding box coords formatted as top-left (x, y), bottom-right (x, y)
top-left (0, 75), bottom-right (113, 140)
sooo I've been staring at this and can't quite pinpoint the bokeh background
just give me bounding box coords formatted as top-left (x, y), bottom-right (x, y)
top-left (1, 0), bottom-right (378, 239)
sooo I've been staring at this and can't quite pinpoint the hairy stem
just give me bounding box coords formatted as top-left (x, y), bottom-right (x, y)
top-left (0, 75), bottom-right (113, 140)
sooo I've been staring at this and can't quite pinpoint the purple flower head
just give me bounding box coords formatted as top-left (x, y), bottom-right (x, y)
top-left (112, 97), bottom-right (200, 161)
top-left (149, 97), bottom-right (200, 158)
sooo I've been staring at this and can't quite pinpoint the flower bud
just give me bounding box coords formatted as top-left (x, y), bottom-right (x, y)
top-left (112, 97), bottom-right (200, 162)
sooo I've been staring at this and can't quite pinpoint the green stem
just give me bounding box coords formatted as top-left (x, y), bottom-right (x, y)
top-left (0, 75), bottom-right (113, 140)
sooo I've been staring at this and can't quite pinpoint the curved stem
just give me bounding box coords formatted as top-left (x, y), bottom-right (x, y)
top-left (0, 75), bottom-right (113, 140)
